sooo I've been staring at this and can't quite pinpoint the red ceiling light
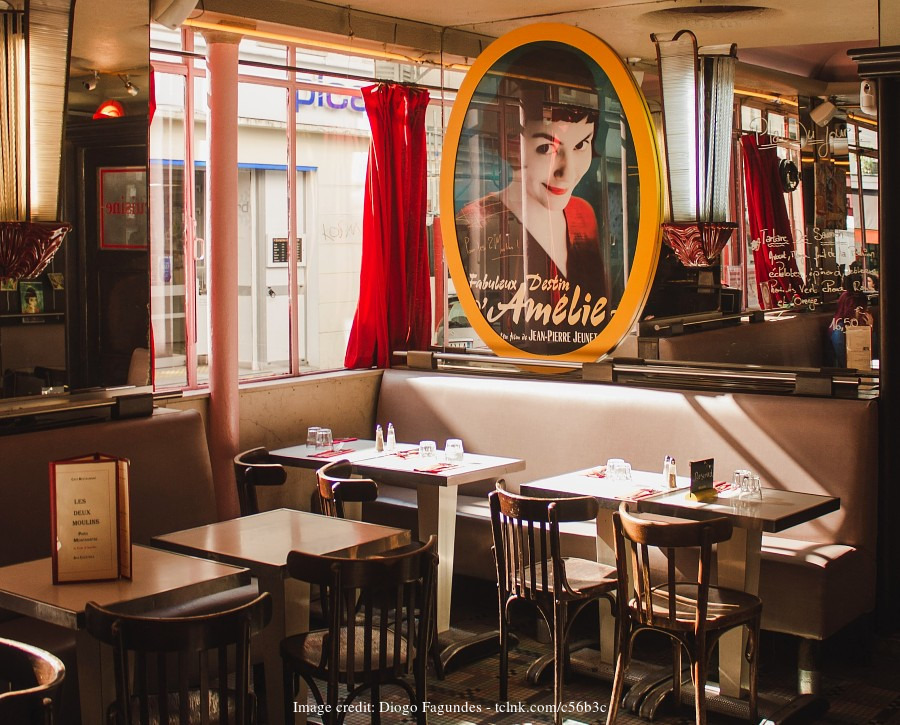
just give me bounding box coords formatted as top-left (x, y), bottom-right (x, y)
top-left (93, 99), bottom-right (125, 119)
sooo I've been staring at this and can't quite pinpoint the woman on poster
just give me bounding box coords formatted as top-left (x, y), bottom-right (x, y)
top-left (455, 47), bottom-right (609, 355)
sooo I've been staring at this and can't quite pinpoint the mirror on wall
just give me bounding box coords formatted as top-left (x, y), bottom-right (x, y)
top-left (0, 0), bottom-right (150, 400)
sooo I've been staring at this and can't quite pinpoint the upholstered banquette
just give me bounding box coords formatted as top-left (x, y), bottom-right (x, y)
top-left (364, 369), bottom-right (877, 644)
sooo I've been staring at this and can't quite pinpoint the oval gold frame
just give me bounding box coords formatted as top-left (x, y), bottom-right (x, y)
top-left (440, 23), bottom-right (663, 363)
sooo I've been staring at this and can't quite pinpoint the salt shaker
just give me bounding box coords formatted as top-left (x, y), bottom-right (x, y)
top-left (385, 423), bottom-right (396, 452)
top-left (662, 455), bottom-right (672, 482)
top-left (375, 424), bottom-right (384, 452)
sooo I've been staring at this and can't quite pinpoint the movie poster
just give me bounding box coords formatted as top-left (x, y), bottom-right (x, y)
top-left (442, 28), bottom-right (662, 362)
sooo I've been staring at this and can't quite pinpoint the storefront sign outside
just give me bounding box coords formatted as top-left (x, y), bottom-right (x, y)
top-left (440, 24), bottom-right (663, 365)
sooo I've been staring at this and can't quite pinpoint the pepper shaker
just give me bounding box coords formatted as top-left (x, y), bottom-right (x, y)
top-left (668, 457), bottom-right (677, 488)
top-left (386, 423), bottom-right (396, 453)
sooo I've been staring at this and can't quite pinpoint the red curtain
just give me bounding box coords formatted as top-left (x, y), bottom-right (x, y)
top-left (344, 83), bottom-right (431, 369)
top-left (740, 134), bottom-right (804, 309)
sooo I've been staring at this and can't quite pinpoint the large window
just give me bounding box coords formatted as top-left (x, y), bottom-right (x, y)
top-left (150, 25), bottom-right (465, 389)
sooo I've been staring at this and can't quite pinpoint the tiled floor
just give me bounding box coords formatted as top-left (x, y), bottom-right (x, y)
top-left (299, 576), bottom-right (900, 724)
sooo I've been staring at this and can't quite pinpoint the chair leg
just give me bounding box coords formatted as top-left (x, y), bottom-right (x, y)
top-left (672, 639), bottom-right (683, 705)
top-left (553, 603), bottom-right (566, 725)
top-left (283, 663), bottom-right (296, 725)
top-left (499, 604), bottom-right (509, 702)
top-left (371, 684), bottom-right (382, 725)
top-left (606, 626), bottom-right (630, 724)
top-left (692, 641), bottom-right (708, 725)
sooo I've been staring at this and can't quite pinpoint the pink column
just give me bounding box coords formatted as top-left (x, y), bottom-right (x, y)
top-left (204, 31), bottom-right (241, 520)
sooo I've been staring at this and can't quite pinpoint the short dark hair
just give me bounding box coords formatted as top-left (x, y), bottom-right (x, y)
top-left (495, 44), bottom-right (601, 167)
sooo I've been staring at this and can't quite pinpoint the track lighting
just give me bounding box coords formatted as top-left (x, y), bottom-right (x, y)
top-left (82, 70), bottom-right (99, 91)
top-left (119, 74), bottom-right (139, 97)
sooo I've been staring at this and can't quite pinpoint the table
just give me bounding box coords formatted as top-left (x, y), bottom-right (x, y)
top-left (269, 441), bottom-right (525, 634)
top-left (151, 508), bottom-right (410, 725)
top-left (522, 468), bottom-right (839, 721)
top-left (0, 545), bottom-right (250, 725)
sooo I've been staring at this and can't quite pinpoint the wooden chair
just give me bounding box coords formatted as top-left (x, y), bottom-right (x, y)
top-left (281, 537), bottom-right (437, 725)
top-left (233, 447), bottom-right (287, 516)
top-left (84, 592), bottom-right (272, 725)
top-left (489, 489), bottom-right (617, 725)
top-left (316, 459), bottom-right (378, 519)
top-left (0, 637), bottom-right (66, 724)
top-left (607, 504), bottom-right (762, 725)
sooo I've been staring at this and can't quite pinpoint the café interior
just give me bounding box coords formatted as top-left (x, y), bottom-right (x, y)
top-left (0, 0), bottom-right (898, 723)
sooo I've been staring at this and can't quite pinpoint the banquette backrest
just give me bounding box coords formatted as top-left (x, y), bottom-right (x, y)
top-left (375, 369), bottom-right (877, 554)
top-left (0, 407), bottom-right (219, 568)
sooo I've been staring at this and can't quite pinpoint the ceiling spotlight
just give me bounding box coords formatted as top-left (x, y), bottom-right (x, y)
top-left (82, 70), bottom-right (100, 92)
top-left (119, 74), bottom-right (139, 97)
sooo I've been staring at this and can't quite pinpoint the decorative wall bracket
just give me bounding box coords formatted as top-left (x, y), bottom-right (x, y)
top-left (0, 221), bottom-right (71, 281)
top-left (661, 221), bottom-right (736, 267)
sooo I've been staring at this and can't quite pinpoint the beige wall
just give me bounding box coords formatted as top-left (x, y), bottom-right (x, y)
top-left (160, 368), bottom-right (382, 511)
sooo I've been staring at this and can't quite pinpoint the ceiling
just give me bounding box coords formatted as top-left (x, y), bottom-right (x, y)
top-left (66, 0), bottom-right (149, 116)
top-left (60, 0), bottom-right (882, 116)
top-left (339, 0), bottom-right (878, 84)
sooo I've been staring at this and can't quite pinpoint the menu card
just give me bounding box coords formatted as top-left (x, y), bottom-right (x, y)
top-left (50, 453), bottom-right (131, 583)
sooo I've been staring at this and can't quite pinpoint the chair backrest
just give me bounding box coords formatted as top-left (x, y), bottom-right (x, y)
top-left (285, 537), bottom-right (437, 691)
top-left (613, 504), bottom-right (733, 630)
top-left (84, 592), bottom-right (272, 725)
top-left (0, 637), bottom-right (65, 724)
top-left (233, 447), bottom-right (287, 516)
top-left (489, 488), bottom-right (599, 600)
top-left (316, 459), bottom-right (378, 519)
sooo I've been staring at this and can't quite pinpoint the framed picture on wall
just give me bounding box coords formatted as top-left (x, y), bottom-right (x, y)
top-left (98, 166), bottom-right (148, 249)
top-left (19, 281), bottom-right (44, 315)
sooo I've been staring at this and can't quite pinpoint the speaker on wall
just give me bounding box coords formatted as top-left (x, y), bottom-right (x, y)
top-left (809, 100), bottom-right (838, 127)
top-left (151, 0), bottom-right (199, 29)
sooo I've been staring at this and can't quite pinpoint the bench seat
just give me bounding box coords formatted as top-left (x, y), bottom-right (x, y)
top-left (364, 368), bottom-right (878, 644)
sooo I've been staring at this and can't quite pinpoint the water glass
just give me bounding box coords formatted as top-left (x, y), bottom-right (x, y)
top-left (445, 439), bottom-right (464, 463)
top-left (606, 458), bottom-right (632, 482)
top-left (307, 426), bottom-right (321, 447)
top-left (316, 428), bottom-right (333, 451)
top-left (419, 440), bottom-right (437, 460)
top-left (733, 469), bottom-right (752, 493)
top-left (745, 474), bottom-right (763, 500)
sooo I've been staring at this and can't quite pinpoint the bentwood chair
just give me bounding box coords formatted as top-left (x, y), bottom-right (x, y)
top-left (607, 504), bottom-right (762, 725)
top-left (316, 459), bottom-right (378, 519)
top-left (84, 593), bottom-right (272, 725)
top-left (0, 637), bottom-right (66, 724)
top-left (489, 489), bottom-right (617, 725)
top-left (281, 538), bottom-right (438, 725)
top-left (233, 447), bottom-right (287, 516)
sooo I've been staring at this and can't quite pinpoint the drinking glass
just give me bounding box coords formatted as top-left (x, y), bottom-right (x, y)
top-left (746, 474), bottom-right (763, 500)
top-left (316, 428), bottom-right (333, 451)
top-left (733, 469), bottom-right (751, 493)
top-left (419, 440), bottom-right (437, 460)
top-left (445, 439), bottom-right (464, 463)
top-left (606, 458), bottom-right (631, 481)
top-left (307, 426), bottom-right (321, 448)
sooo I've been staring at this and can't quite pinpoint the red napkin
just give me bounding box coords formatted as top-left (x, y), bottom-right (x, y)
top-left (310, 449), bottom-right (347, 459)
top-left (414, 463), bottom-right (457, 474)
top-left (714, 481), bottom-right (736, 492)
top-left (333, 437), bottom-right (358, 443)
top-left (393, 450), bottom-right (419, 459)
top-left (586, 466), bottom-right (607, 478)
top-left (617, 487), bottom-right (659, 501)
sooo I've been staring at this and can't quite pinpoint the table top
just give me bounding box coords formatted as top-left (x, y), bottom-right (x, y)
top-left (269, 439), bottom-right (390, 468)
top-left (151, 508), bottom-right (411, 576)
top-left (522, 468), bottom-right (839, 533)
top-left (271, 440), bottom-right (525, 488)
top-left (0, 545), bottom-right (250, 630)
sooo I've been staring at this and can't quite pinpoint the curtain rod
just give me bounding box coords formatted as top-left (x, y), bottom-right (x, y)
top-left (150, 46), bottom-right (455, 94)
